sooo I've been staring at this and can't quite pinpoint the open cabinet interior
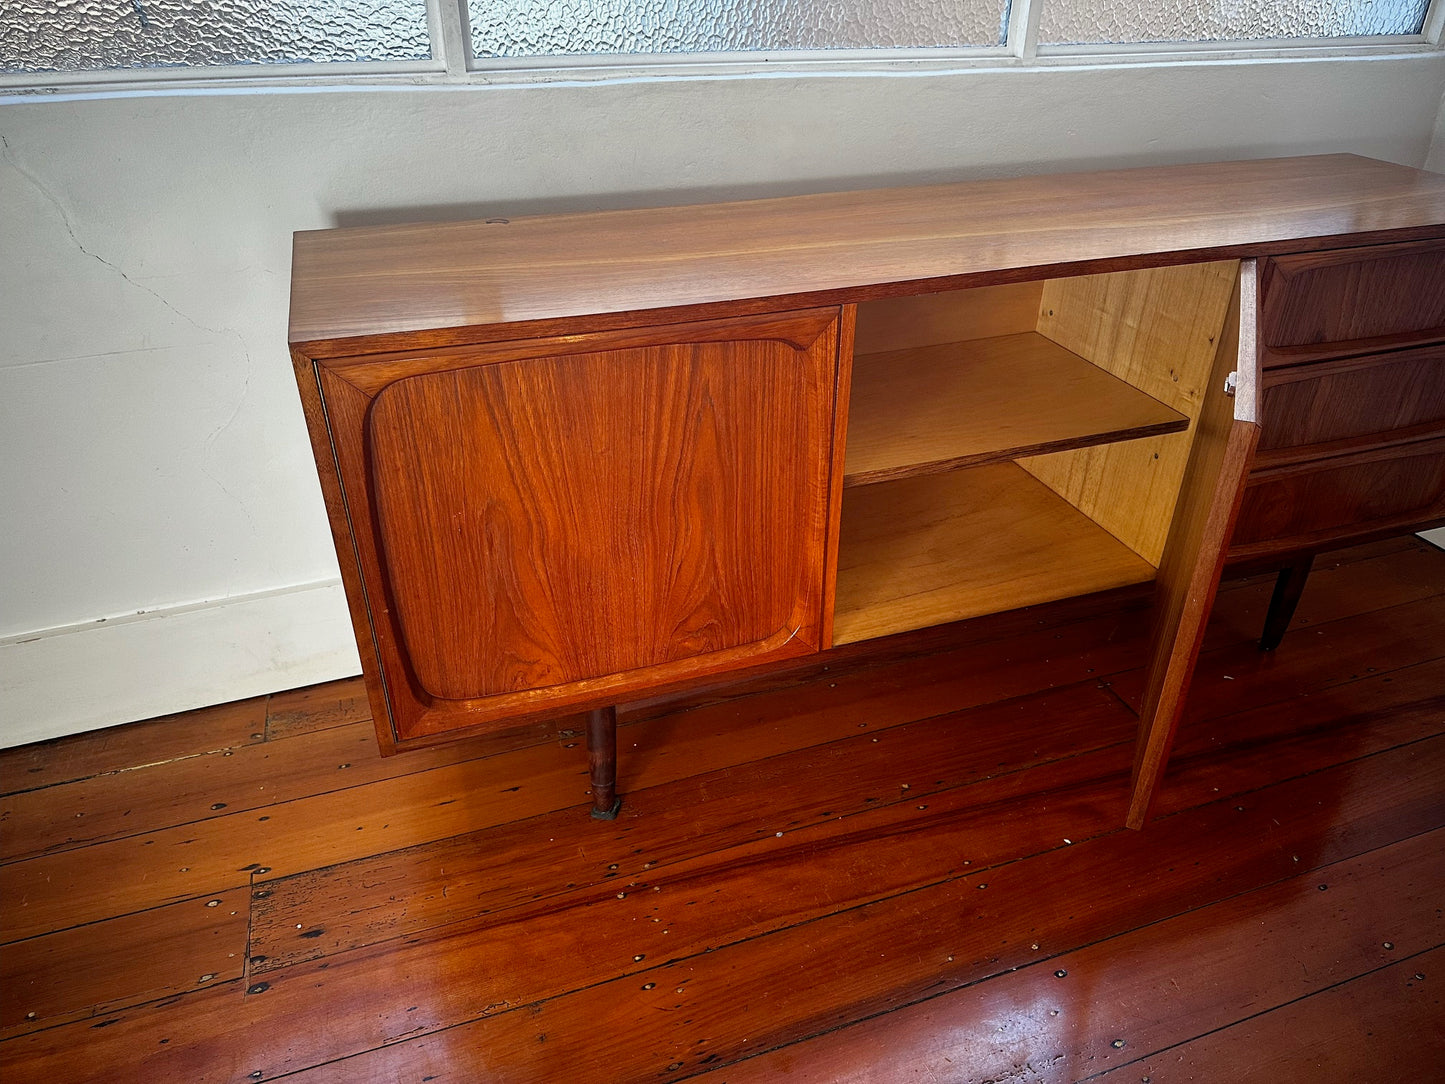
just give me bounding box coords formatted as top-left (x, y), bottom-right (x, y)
top-left (833, 261), bottom-right (1241, 646)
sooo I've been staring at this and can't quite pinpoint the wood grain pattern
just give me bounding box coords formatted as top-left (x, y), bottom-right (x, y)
top-left (1020, 261), bottom-right (1239, 565)
top-left (1097, 948), bottom-right (1445, 1082)
top-left (1259, 237), bottom-right (1445, 355)
top-left (319, 309), bottom-right (840, 744)
top-left (0, 737), bottom-right (607, 943)
top-left (843, 332), bottom-right (1187, 486)
top-left (367, 326), bottom-right (831, 702)
top-left (263, 677), bottom-right (369, 740)
top-left (1258, 342), bottom-right (1445, 451)
top-left (0, 607), bottom-right (1146, 946)
top-left (250, 653), bottom-right (1445, 979)
top-left (833, 463), bottom-right (1157, 645)
top-left (1116, 592), bottom-right (1445, 731)
top-left (288, 158), bottom-right (1445, 838)
top-left (260, 736), bottom-right (1445, 1084)
top-left (0, 542), bottom-right (1439, 1083)
top-left (716, 829), bottom-right (1444, 1084)
top-left (316, 308), bottom-right (845, 397)
top-left (248, 680), bottom-right (1131, 973)
top-left (0, 889), bottom-right (249, 1034)
top-left (1232, 436), bottom-right (1445, 557)
top-left (0, 718), bottom-right (542, 863)
top-left (0, 698), bottom-right (266, 797)
top-left (1142, 655), bottom-right (1445, 820)
top-left (289, 347), bottom-right (398, 757)
top-left (289, 156), bottom-right (1445, 351)
top-left (1127, 263), bottom-right (1260, 829)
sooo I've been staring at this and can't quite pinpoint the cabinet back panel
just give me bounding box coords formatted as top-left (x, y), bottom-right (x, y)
top-left (1019, 261), bottom-right (1239, 564)
top-left (852, 282), bottom-right (1043, 355)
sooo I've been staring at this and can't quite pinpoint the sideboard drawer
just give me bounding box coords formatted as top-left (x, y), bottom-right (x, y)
top-left (1258, 343), bottom-right (1445, 452)
top-left (1231, 438), bottom-right (1445, 555)
top-left (1260, 239), bottom-right (1445, 358)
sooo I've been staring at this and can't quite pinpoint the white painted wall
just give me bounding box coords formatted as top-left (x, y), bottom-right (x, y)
top-left (1430, 73), bottom-right (1445, 170)
top-left (3, 55), bottom-right (1445, 746)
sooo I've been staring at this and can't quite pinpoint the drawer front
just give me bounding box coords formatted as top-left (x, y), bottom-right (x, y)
top-left (1259, 343), bottom-right (1445, 452)
top-left (1231, 439), bottom-right (1445, 555)
top-left (1259, 239), bottom-right (1445, 357)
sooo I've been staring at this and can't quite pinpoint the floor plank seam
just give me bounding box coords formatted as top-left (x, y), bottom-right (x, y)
top-left (245, 750), bottom-right (1142, 965)
top-left (235, 680), bottom-right (1136, 904)
top-left (242, 813), bottom-right (1445, 1078)
top-left (0, 885), bottom-right (259, 950)
top-left (1152, 728), bottom-right (1445, 831)
top-left (1069, 941), bottom-right (1445, 1084)
top-left (682, 831), bottom-right (1445, 1082)
top-left (4, 542), bottom-right (1440, 1081)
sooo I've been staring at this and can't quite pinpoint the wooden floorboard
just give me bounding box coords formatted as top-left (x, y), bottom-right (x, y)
top-left (250, 738), bottom-right (1445, 1083)
top-left (0, 696), bottom-right (268, 797)
top-left (0, 888), bottom-right (250, 1038)
top-left (1204, 536), bottom-right (1445, 650)
top-left (1092, 947), bottom-right (1445, 1082)
top-left (248, 681), bottom-right (1131, 971)
top-left (714, 827), bottom-right (1445, 1083)
top-left (1, 609), bottom-right (1147, 944)
top-left (0, 538), bottom-right (1441, 1083)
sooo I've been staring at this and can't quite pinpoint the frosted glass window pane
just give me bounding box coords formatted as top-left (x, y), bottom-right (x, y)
top-left (3, 0), bottom-right (431, 73)
top-left (468, 0), bottom-right (1011, 59)
top-left (1040, 0), bottom-right (1430, 44)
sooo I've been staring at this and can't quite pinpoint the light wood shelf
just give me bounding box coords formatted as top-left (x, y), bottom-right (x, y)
top-left (832, 463), bottom-right (1158, 645)
top-left (843, 332), bottom-right (1189, 487)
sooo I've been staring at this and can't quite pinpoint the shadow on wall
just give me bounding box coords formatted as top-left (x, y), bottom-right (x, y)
top-left (328, 148), bottom-right (1290, 229)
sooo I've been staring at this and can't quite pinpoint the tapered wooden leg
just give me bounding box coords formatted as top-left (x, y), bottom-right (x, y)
top-left (586, 705), bottom-right (622, 820)
top-left (1260, 553), bottom-right (1314, 651)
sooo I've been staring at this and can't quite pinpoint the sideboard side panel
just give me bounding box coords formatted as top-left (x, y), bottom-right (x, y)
top-left (290, 349), bottom-right (404, 752)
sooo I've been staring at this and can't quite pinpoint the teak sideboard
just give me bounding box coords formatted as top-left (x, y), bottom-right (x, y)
top-left (288, 154), bottom-right (1445, 830)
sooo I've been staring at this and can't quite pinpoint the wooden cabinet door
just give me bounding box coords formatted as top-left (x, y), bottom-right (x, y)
top-left (1127, 261), bottom-right (1262, 828)
top-left (305, 309), bottom-right (842, 747)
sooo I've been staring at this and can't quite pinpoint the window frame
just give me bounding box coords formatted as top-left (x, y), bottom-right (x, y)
top-left (2, 0), bottom-right (1441, 95)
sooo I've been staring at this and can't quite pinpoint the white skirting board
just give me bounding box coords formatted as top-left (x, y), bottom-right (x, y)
top-left (0, 580), bottom-right (362, 750)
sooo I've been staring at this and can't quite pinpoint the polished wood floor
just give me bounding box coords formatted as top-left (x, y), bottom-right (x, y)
top-left (3, 538), bottom-right (1443, 1083)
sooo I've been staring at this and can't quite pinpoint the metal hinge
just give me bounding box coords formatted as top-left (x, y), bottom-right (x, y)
top-left (1223, 370), bottom-right (1238, 397)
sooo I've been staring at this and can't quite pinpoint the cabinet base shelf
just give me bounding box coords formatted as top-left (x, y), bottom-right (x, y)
top-left (833, 463), bottom-right (1158, 646)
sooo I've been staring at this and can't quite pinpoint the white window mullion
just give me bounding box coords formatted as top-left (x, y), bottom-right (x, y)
top-left (428, 0), bottom-right (472, 76)
top-left (1007, 0), bottom-right (1044, 60)
top-left (1425, 0), bottom-right (1445, 43)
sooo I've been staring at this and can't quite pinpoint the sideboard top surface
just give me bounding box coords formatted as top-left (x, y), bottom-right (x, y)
top-left (289, 154), bottom-right (1445, 350)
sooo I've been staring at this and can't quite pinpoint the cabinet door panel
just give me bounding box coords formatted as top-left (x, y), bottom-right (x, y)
top-left (1128, 261), bottom-right (1261, 829)
top-left (317, 309), bottom-right (840, 745)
